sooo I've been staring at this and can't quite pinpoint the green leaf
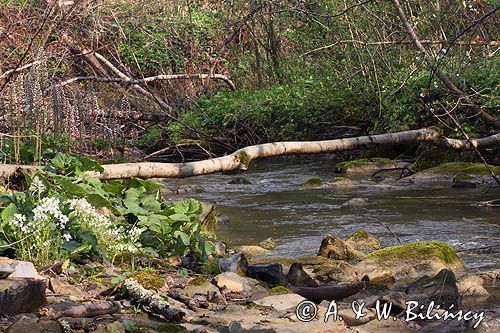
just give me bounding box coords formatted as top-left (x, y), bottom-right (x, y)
top-left (56, 177), bottom-right (86, 196)
top-left (168, 213), bottom-right (190, 222)
top-left (1, 203), bottom-right (18, 222)
top-left (86, 194), bottom-right (112, 208)
top-left (173, 199), bottom-right (202, 215)
top-left (128, 178), bottom-right (162, 191)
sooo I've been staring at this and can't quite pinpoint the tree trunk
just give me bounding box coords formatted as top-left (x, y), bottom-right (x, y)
top-left (1, 128), bottom-right (499, 180)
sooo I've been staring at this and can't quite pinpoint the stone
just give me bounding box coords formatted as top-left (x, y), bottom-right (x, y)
top-left (335, 158), bottom-right (410, 177)
top-left (253, 294), bottom-right (306, 312)
top-left (345, 229), bottom-right (381, 254)
top-left (236, 245), bottom-right (269, 257)
top-left (258, 237), bottom-right (276, 250)
top-left (338, 308), bottom-right (375, 326)
top-left (0, 257), bottom-right (45, 280)
top-left (247, 263), bottom-right (285, 287)
top-left (215, 272), bottom-right (251, 293)
top-left (6, 316), bottom-right (62, 333)
top-left (342, 197), bottom-right (370, 208)
top-left (317, 234), bottom-right (363, 260)
top-left (362, 269), bottom-right (395, 286)
top-left (311, 260), bottom-right (359, 284)
top-left (286, 263), bottom-right (318, 287)
top-left (95, 321), bottom-right (125, 333)
top-left (457, 274), bottom-right (491, 298)
top-left (180, 277), bottom-right (221, 299)
top-left (50, 278), bottom-right (88, 299)
top-left (356, 241), bottom-right (464, 279)
top-left (406, 269), bottom-right (460, 309)
top-left (219, 253), bottom-right (248, 276)
top-left (353, 317), bottom-right (412, 333)
top-left (0, 278), bottom-right (47, 315)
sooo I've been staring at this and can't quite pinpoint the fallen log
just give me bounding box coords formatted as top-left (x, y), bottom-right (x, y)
top-left (478, 199), bottom-right (500, 207)
top-left (0, 128), bottom-right (498, 180)
top-left (39, 301), bottom-right (121, 319)
top-left (123, 278), bottom-right (186, 322)
top-left (289, 282), bottom-right (366, 303)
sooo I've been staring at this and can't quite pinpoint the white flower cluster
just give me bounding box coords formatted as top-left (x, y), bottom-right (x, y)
top-left (29, 176), bottom-right (46, 194)
top-left (9, 197), bottom-right (69, 237)
top-left (68, 198), bottom-right (142, 254)
top-left (33, 197), bottom-right (69, 228)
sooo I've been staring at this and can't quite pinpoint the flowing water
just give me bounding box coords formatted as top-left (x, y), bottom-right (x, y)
top-left (165, 156), bottom-right (500, 271)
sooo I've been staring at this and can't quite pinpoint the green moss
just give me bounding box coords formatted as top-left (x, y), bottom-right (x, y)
top-left (237, 151), bottom-right (251, 168)
top-left (364, 241), bottom-right (462, 265)
top-left (188, 277), bottom-right (208, 286)
top-left (336, 158), bottom-right (394, 173)
top-left (424, 162), bottom-right (500, 176)
top-left (132, 268), bottom-right (165, 290)
top-left (331, 176), bottom-right (348, 182)
top-left (157, 323), bottom-right (188, 333)
top-left (201, 259), bottom-right (221, 275)
top-left (259, 237), bottom-right (276, 250)
top-left (302, 176), bottom-right (323, 186)
top-left (412, 146), bottom-right (476, 172)
top-left (270, 286), bottom-right (292, 295)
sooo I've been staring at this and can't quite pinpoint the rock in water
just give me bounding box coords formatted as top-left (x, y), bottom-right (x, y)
top-left (317, 234), bottom-right (362, 260)
top-left (286, 263), bottom-right (318, 287)
top-left (258, 237), bottom-right (276, 250)
top-left (0, 278), bottom-right (47, 315)
top-left (218, 253), bottom-right (248, 276)
top-left (341, 197), bottom-right (370, 208)
top-left (345, 229), bottom-right (381, 254)
top-left (247, 263), bottom-right (285, 287)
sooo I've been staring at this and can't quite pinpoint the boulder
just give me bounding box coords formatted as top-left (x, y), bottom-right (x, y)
top-left (317, 234), bottom-right (363, 260)
top-left (0, 257), bottom-right (45, 280)
top-left (356, 241), bottom-right (464, 279)
top-left (95, 321), bottom-right (125, 333)
top-left (402, 162), bottom-right (500, 187)
top-left (0, 278), bottom-right (47, 315)
top-left (219, 253), bottom-right (248, 276)
top-left (301, 177), bottom-right (323, 188)
top-left (457, 274), bottom-right (491, 298)
top-left (406, 269), bottom-right (460, 309)
top-left (335, 158), bottom-right (410, 177)
top-left (311, 261), bottom-right (359, 284)
top-left (49, 278), bottom-right (88, 299)
top-left (345, 229), bottom-right (381, 254)
top-left (6, 316), bottom-right (62, 333)
top-left (286, 263), bottom-right (318, 287)
top-left (258, 237), bottom-right (276, 250)
top-left (181, 277), bottom-right (221, 299)
top-left (235, 245), bottom-right (269, 257)
top-left (338, 308), bottom-right (376, 326)
top-left (215, 272), bottom-right (254, 294)
top-left (247, 263), bottom-right (285, 287)
top-left (341, 198), bottom-right (370, 208)
top-left (253, 294), bottom-right (306, 312)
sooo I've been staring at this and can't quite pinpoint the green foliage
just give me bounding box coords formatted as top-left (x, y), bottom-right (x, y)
top-left (170, 76), bottom-right (376, 144)
top-left (0, 153), bottom-right (216, 266)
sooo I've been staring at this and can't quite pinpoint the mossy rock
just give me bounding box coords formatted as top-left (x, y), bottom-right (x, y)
top-left (258, 237), bottom-right (276, 250)
top-left (406, 162), bottom-right (500, 187)
top-left (423, 162), bottom-right (500, 176)
top-left (345, 229), bottom-right (381, 254)
top-left (335, 158), bottom-right (410, 177)
top-left (357, 241), bottom-right (464, 279)
top-left (270, 286), bottom-right (292, 295)
top-left (236, 245), bottom-right (269, 257)
top-left (412, 145), bottom-right (476, 172)
top-left (132, 269), bottom-right (165, 290)
top-left (199, 203), bottom-right (217, 231)
top-left (301, 176), bottom-right (323, 188)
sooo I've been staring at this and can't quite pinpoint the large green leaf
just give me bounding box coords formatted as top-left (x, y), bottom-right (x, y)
top-left (1, 203), bottom-right (18, 222)
top-left (173, 199), bottom-right (202, 215)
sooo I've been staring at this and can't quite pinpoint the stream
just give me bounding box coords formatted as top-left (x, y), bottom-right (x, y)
top-left (164, 156), bottom-right (500, 271)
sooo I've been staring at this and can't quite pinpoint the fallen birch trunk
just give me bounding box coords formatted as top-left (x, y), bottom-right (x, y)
top-left (123, 278), bottom-right (186, 322)
top-left (0, 128), bottom-right (498, 180)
